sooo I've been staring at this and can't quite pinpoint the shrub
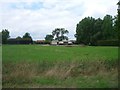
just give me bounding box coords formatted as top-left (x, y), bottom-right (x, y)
top-left (7, 38), bottom-right (33, 44)
top-left (97, 39), bottom-right (118, 46)
top-left (35, 40), bottom-right (50, 44)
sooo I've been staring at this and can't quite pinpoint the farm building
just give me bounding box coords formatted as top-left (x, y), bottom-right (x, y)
top-left (51, 40), bottom-right (73, 45)
top-left (51, 40), bottom-right (58, 45)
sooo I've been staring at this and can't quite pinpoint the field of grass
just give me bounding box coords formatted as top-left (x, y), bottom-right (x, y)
top-left (2, 45), bottom-right (118, 88)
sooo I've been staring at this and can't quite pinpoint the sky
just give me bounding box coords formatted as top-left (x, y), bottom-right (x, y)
top-left (0, 0), bottom-right (118, 40)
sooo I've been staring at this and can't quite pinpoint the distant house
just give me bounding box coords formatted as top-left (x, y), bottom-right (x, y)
top-left (58, 40), bottom-right (68, 45)
top-left (68, 41), bottom-right (73, 45)
top-left (51, 40), bottom-right (73, 45)
top-left (58, 41), bottom-right (64, 45)
top-left (51, 40), bottom-right (58, 45)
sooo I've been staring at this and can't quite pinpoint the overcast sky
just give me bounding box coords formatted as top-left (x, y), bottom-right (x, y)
top-left (0, 0), bottom-right (118, 40)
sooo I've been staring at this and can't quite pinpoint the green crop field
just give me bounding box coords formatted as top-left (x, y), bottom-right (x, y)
top-left (2, 45), bottom-right (118, 88)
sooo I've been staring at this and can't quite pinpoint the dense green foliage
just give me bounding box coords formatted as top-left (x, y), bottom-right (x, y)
top-left (1, 29), bottom-right (10, 44)
top-left (97, 40), bottom-right (118, 46)
top-left (1, 31), bottom-right (33, 44)
top-left (76, 15), bottom-right (118, 45)
top-left (52, 28), bottom-right (69, 41)
top-left (7, 38), bottom-right (33, 44)
top-left (23, 32), bottom-right (33, 40)
top-left (45, 34), bottom-right (54, 42)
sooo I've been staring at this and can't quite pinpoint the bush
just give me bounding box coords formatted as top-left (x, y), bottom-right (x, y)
top-left (44, 41), bottom-right (51, 44)
top-left (35, 40), bottom-right (50, 44)
top-left (97, 39), bottom-right (118, 46)
top-left (7, 38), bottom-right (33, 44)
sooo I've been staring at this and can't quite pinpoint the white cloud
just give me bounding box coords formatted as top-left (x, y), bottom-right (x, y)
top-left (0, 0), bottom-right (118, 40)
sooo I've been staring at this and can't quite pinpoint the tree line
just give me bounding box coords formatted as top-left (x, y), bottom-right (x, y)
top-left (75, 14), bottom-right (118, 46)
top-left (1, 29), bottom-right (33, 44)
top-left (45, 28), bottom-right (69, 42)
top-left (0, 14), bottom-right (118, 46)
top-left (0, 28), bottom-right (69, 44)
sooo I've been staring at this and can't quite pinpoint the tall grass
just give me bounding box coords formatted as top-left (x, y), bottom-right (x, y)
top-left (2, 45), bottom-right (118, 88)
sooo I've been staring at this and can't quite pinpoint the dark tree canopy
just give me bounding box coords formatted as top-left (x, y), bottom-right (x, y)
top-left (52, 28), bottom-right (69, 41)
top-left (2, 29), bottom-right (10, 44)
top-left (23, 32), bottom-right (32, 39)
top-left (102, 15), bottom-right (113, 39)
top-left (45, 34), bottom-right (54, 41)
top-left (22, 32), bottom-right (33, 43)
top-left (16, 36), bottom-right (22, 40)
top-left (75, 15), bottom-right (118, 45)
top-left (76, 17), bottom-right (96, 45)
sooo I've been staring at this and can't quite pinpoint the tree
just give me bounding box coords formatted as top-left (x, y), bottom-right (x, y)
top-left (22, 32), bottom-right (33, 44)
top-left (16, 36), bottom-right (22, 40)
top-left (45, 34), bottom-right (54, 41)
top-left (52, 28), bottom-right (60, 40)
top-left (58, 36), bottom-right (68, 41)
top-left (52, 28), bottom-right (69, 41)
top-left (75, 15), bottom-right (117, 45)
top-left (113, 15), bottom-right (118, 39)
top-left (76, 17), bottom-right (95, 45)
top-left (60, 28), bottom-right (69, 41)
top-left (117, 1), bottom-right (120, 45)
top-left (23, 33), bottom-right (32, 39)
top-left (2, 29), bottom-right (10, 44)
top-left (91, 18), bottom-right (103, 45)
top-left (102, 15), bottom-right (113, 40)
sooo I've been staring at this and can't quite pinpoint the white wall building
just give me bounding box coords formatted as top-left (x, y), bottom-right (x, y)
top-left (51, 40), bottom-right (73, 45)
top-left (51, 40), bottom-right (58, 45)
